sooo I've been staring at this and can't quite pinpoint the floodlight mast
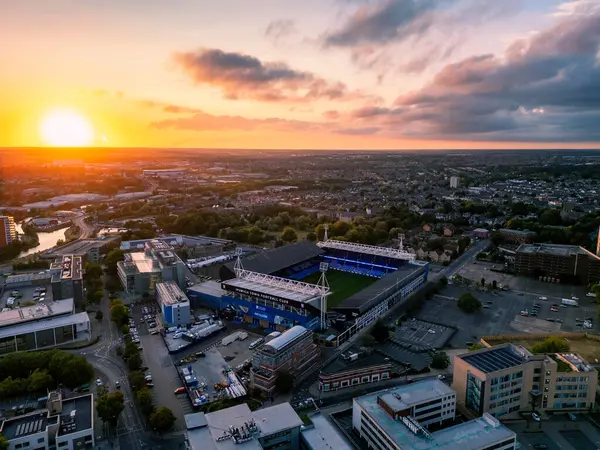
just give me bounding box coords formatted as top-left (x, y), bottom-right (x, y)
top-left (323, 224), bottom-right (329, 242)
top-left (318, 262), bottom-right (329, 330)
top-left (398, 233), bottom-right (405, 251)
top-left (233, 247), bottom-right (244, 275)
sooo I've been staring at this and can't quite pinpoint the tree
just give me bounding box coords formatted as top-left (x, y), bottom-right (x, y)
top-left (95, 310), bottom-right (104, 322)
top-left (96, 391), bottom-right (125, 425)
top-left (481, 277), bottom-right (486, 287)
top-left (28, 369), bottom-right (54, 393)
top-left (492, 280), bottom-right (497, 289)
top-left (370, 319), bottom-right (390, 343)
top-left (0, 433), bottom-right (8, 450)
top-left (85, 263), bottom-right (103, 279)
top-left (110, 301), bottom-right (129, 326)
top-left (87, 289), bottom-right (103, 304)
top-left (306, 232), bottom-right (317, 242)
top-left (128, 371), bottom-right (146, 392)
top-left (127, 352), bottom-right (142, 371)
top-left (439, 276), bottom-right (448, 286)
top-left (531, 337), bottom-right (570, 354)
top-left (431, 352), bottom-right (450, 369)
top-left (275, 370), bottom-right (294, 394)
top-left (280, 227), bottom-right (298, 243)
top-left (360, 334), bottom-right (377, 347)
top-left (137, 388), bottom-right (155, 417)
top-left (457, 293), bottom-right (482, 314)
top-left (104, 249), bottom-right (125, 275)
top-left (149, 407), bottom-right (176, 433)
top-left (468, 343), bottom-right (484, 351)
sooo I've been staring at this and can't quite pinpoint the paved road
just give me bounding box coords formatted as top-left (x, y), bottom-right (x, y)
top-left (73, 214), bottom-right (95, 238)
top-left (437, 239), bottom-right (491, 280)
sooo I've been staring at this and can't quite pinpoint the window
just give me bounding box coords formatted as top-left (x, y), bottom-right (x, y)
top-left (361, 376), bottom-right (370, 383)
top-left (37, 438), bottom-right (44, 443)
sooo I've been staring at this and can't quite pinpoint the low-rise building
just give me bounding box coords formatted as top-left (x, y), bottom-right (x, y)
top-left (0, 391), bottom-right (94, 450)
top-left (453, 344), bottom-right (597, 419)
top-left (499, 229), bottom-right (536, 244)
top-left (50, 255), bottom-right (83, 304)
top-left (156, 281), bottom-right (191, 327)
top-left (353, 380), bottom-right (516, 450)
top-left (0, 298), bottom-right (90, 355)
top-left (117, 239), bottom-right (186, 296)
top-left (319, 349), bottom-right (392, 392)
top-left (251, 325), bottom-right (320, 396)
top-left (185, 402), bottom-right (303, 450)
top-left (0, 216), bottom-right (17, 247)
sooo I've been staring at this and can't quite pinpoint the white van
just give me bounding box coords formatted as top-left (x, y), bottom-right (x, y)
top-left (249, 338), bottom-right (264, 350)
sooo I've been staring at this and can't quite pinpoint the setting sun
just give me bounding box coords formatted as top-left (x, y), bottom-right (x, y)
top-left (39, 109), bottom-right (94, 146)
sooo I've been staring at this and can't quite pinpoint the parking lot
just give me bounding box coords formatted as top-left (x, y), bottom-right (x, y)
top-left (393, 319), bottom-right (455, 350)
top-left (508, 415), bottom-right (600, 450)
top-left (0, 284), bottom-right (52, 309)
top-left (416, 286), bottom-right (598, 348)
top-left (217, 332), bottom-right (263, 369)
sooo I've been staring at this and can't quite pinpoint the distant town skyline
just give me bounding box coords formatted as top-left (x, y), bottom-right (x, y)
top-left (2, 0), bottom-right (600, 150)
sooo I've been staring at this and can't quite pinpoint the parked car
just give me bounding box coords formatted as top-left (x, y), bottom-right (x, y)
top-left (531, 412), bottom-right (541, 421)
top-left (115, 381), bottom-right (120, 389)
top-left (174, 387), bottom-right (186, 395)
top-left (96, 379), bottom-right (103, 386)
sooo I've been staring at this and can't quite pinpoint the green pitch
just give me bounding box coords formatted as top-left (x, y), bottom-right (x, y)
top-left (301, 270), bottom-right (377, 310)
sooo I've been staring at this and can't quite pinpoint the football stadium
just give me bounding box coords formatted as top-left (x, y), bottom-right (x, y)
top-left (187, 239), bottom-right (429, 334)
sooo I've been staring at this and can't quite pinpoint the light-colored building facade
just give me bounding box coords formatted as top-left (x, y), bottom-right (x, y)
top-left (50, 255), bottom-right (83, 304)
top-left (0, 391), bottom-right (94, 450)
top-left (453, 344), bottom-right (597, 419)
top-left (450, 176), bottom-right (460, 189)
top-left (117, 239), bottom-right (186, 296)
top-left (251, 325), bottom-right (320, 396)
top-left (0, 215), bottom-right (17, 247)
top-left (352, 380), bottom-right (516, 450)
top-left (156, 281), bottom-right (191, 327)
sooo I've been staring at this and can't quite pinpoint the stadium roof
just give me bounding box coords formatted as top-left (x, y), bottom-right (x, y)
top-left (460, 345), bottom-right (529, 374)
top-left (317, 240), bottom-right (415, 261)
top-left (222, 270), bottom-right (327, 304)
top-left (335, 264), bottom-right (425, 314)
top-left (221, 240), bottom-right (323, 279)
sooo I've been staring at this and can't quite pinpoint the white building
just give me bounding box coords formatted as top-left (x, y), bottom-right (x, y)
top-left (0, 298), bottom-right (91, 355)
top-left (352, 379), bottom-right (516, 450)
top-left (0, 391), bottom-right (95, 450)
top-left (450, 176), bottom-right (460, 189)
top-left (0, 215), bottom-right (17, 246)
top-left (156, 281), bottom-right (191, 327)
top-left (143, 168), bottom-right (186, 178)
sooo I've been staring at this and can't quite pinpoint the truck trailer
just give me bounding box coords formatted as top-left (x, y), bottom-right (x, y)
top-left (561, 298), bottom-right (578, 307)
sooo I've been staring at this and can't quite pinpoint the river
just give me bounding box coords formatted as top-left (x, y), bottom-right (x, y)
top-left (15, 222), bottom-right (67, 259)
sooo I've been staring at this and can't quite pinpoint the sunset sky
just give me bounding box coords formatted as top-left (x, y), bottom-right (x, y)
top-left (2, 0), bottom-right (600, 150)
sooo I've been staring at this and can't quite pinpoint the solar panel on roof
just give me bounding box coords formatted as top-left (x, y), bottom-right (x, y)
top-left (462, 347), bottom-right (526, 373)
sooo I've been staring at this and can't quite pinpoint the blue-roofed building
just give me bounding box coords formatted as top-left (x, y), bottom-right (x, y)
top-left (352, 379), bottom-right (516, 450)
top-left (251, 325), bottom-right (320, 396)
top-left (453, 344), bottom-right (597, 419)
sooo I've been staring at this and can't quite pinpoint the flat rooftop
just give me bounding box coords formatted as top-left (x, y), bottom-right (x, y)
top-left (357, 387), bottom-right (515, 449)
top-left (0, 411), bottom-right (50, 440)
top-left (517, 243), bottom-right (595, 258)
top-left (460, 345), bottom-right (530, 374)
top-left (44, 238), bottom-right (116, 257)
top-left (555, 353), bottom-right (596, 373)
top-left (188, 280), bottom-right (225, 298)
top-left (128, 252), bottom-right (155, 274)
top-left (57, 394), bottom-right (93, 436)
top-left (0, 311), bottom-right (89, 340)
top-left (322, 350), bottom-right (391, 375)
top-left (0, 298), bottom-right (74, 329)
top-left (156, 281), bottom-right (189, 305)
top-left (300, 412), bottom-right (353, 450)
top-left (186, 402), bottom-right (302, 450)
top-left (359, 380), bottom-right (454, 412)
top-left (5, 272), bottom-right (52, 285)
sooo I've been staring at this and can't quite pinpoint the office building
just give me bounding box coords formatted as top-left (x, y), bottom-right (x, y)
top-left (117, 239), bottom-right (186, 296)
top-left (251, 325), bottom-right (320, 395)
top-left (353, 380), bottom-right (516, 450)
top-left (0, 298), bottom-right (91, 356)
top-left (185, 402), bottom-right (303, 450)
top-left (43, 237), bottom-right (120, 264)
top-left (0, 391), bottom-right (94, 450)
top-left (50, 256), bottom-right (83, 304)
top-left (319, 348), bottom-right (392, 392)
top-left (515, 243), bottom-right (600, 284)
top-left (453, 344), bottom-right (597, 419)
top-left (449, 176), bottom-right (459, 189)
top-left (300, 412), bottom-right (353, 450)
top-left (0, 216), bottom-right (17, 247)
top-left (156, 281), bottom-right (191, 327)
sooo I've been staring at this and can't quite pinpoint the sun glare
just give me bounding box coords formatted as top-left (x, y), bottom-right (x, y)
top-left (39, 109), bottom-right (94, 146)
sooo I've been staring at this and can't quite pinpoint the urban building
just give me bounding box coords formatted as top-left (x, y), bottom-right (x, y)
top-left (0, 298), bottom-right (91, 356)
top-left (43, 237), bottom-right (120, 264)
top-left (156, 281), bottom-right (191, 327)
top-left (514, 243), bottom-right (600, 284)
top-left (453, 344), bottom-right (597, 419)
top-left (117, 239), bottom-right (186, 296)
top-left (142, 168), bottom-right (186, 178)
top-left (0, 391), bottom-right (94, 450)
top-left (300, 411), bottom-right (353, 450)
top-left (353, 380), bottom-right (516, 450)
top-left (498, 229), bottom-right (536, 244)
top-left (472, 228), bottom-right (490, 239)
top-left (450, 176), bottom-right (460, 189)
top-left (50, 256), bottom-right (83, 304)
top-left (185, 402), bottom-right (303, 450)
top-left (319, 348), bottom-right (392, 392)
top-left (251, 325), bottom-right (320, 396)
top-left (0, 215), bottom-right (17, 247)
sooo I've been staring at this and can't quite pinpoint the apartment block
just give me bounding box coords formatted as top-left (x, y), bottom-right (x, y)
top-left (251, 325), bottom-right (320, 396)
top-left (0, 216), bottom-right (17, 247)
top-left (453, 344), bottom-right (597, 419)
top-left (352, 380), bottom-right (516, 450)
top-left (156, 281), bottom-right (191, 327)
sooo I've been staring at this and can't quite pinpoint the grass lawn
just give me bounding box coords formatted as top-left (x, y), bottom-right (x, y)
top-left (301, 270), bottom-right (377, 310)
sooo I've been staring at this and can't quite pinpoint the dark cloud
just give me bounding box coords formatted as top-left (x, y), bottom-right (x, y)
top-left (265, 19), bottom-right (297, 44)
top-left (172, 48), bottom-right (370, 103)
top-left (324, 0), bottom-right (438, 47)
top-left (348, 5), bottom-right (600, 141)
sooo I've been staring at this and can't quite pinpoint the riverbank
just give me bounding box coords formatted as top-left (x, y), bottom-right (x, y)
top-left (64, 225), bottom-right (82, 242)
